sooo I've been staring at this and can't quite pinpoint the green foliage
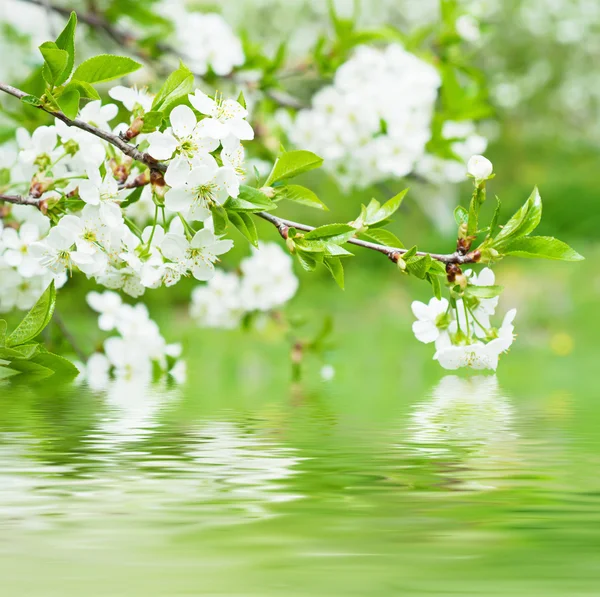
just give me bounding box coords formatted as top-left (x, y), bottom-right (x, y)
top-left (39, 41), bottom-right (69, 86)
top-left (492, 187), bottom-right (542, 249)
top-left (504, 236), bottom-right (584, 261)
top-left (72, 55), bottom-right (142, 84)
top-left (276, 185), bottom-right (328, 211)
top-left (359, 228), bottom-right (403, 248)
top-left (56, 85), bottom-right (80, 119)
top-left (265, 150), bottom-right (324, 186)
top-left (465, 285), bottom-right (504, 299)
top-left (0, 282), bottom-right (78, 381)
top-left (54, 11), bottom-right (77, 85)
top-left (225, 185), bottom-right (277, 212)
top-left (228, 212), bottom-right (259, 247)
top-left (152, 62), bottom-right (194, 113)
top-left (141, 111), bottom-right (164, 132)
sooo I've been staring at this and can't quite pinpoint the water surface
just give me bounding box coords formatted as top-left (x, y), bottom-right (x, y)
top-left (1, 373), bottom-right (599, 596)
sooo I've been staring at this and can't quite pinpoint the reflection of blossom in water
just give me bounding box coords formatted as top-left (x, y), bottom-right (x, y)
top-left (185, 421), bottom-right (304, 517)
top-left (409, 375), bottom-right (519, 491)
top-left (88, 378), bottom-right (177, 448)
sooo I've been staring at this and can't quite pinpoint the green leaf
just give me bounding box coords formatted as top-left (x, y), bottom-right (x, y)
top-left (0, 343), bottom-right (39, 360)
top-left (56, 85), bottom-right (80, 119)
top-left (277, 185), bottom-right (328, 211)
top-left (8, 359), bottom-right (54, 380)
top-left (466, 284), bottom-right (503, 299)
top-left (7, 281), bottom-right (56, 347)
top-left (20, 94), bottom-right (42, 107)
top-left (120, 185), bottom-right (144, 208)
top-left (467, 184), bottom-right (486, 236)
top-left (39, 41), bottom-right (69, 86)
top-left (228, 211), bottom-right (258, 247)
top-left (323, 257), bottom-right (344, 289)
top-left (295, 250), bottom-right (320, 271)
top-left (454, 205), bottom-right (468, 227)
top-left (359, 228), bottom-right (403, 248)
top-left (265, 150), bottom-right (324, 186)
top-left (31, 350), bottom-right (79, 377)
top-left (67, 79), bottom-right (100, 100)
top-left (493, 187), bottom-right (542, 248)
top-left (225, 185), bottom-right (276, 211)
top-left (503, 236), bottom-right (584, 262)
top-left (152, 62), bottom-right (194, 112)
top-left (0, 365), bottom-right (20, 380)
top-left (72, 54), bottom-right (142, 84)
top-left (54, 11), bottom-right (77, 85)
top-left (0, 320), bottom-right (6, 346)
top-left (367, 188), bottom-right (408, 224)
top-left (487, 196), bottom-right (501, 239)
top-left (406, 254), bottom-right (431, 279)
top-left (427, 273), bottom-right (442, 299)
top-left (304, 223), bottom-right (356, 244)
top-left (237, 90), bottom-right (246, 109)
top-left (296, 238), bottom-right (353, 256)
top-left (210, 203), bottom-right (229, 235)
top-left (141, 110), bottom-right (164, 133)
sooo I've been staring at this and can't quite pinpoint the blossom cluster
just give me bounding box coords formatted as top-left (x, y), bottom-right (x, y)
top-left (0, 87), bottom-right (255, 304)
top-left (411, 268), bottom-right (516, 371)
top-left (155, 3), bottom-right (245, 77)
top-left (279, 43), bottom-right (485, 189)
top-left (0, 205), bottom-right (66, 312)
top-left (81, 290), bottom-right (185, 387)
top-left (190, 242), bottom-right (298, 329)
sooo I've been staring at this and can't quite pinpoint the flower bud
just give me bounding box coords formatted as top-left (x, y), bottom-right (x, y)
top-left (467, 155), bottom-right (493, 180)
top-left (124, 116), bottom-right (144, 140)
top-left (285, 237), bottom-right (296, 253)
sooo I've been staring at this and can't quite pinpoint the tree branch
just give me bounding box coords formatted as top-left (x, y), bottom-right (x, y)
top-left (0, 82), bottom-right (166, 173)
top-left (254, 212), bottom-right (480, 265)
top-left (0, 193), bottom-right (41, 207)
top-left (0, 81), bottom-right (476, 266)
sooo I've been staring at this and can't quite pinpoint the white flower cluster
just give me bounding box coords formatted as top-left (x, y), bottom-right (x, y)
top-left (0, 87), bottom-right (253, 303)
top-left (82, 290), bottom-right (185, 386)
top-left (280, 44), bottom-right (441, 189)
top-left (190, 242), bottom-right (298, 329)
top-left (0, 207), bottom-right (66, 312)
top-left (156, 3), bottom-right (245, 76)
top-left (411, 268), bottom-right (516, 371)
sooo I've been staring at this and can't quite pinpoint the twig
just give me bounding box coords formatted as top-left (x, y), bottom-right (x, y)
top-left (0, 193), bottom-right (41, 207)
top-left (254, 211), bottom-right (480, 265)
top-left (0, 81), bottom-right (478, 266)
top-left (0, 82), bottom-right (166, 173)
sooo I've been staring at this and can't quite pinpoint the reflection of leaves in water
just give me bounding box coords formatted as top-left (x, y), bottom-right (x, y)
top-left (408, 375), bottom-right (519, 491)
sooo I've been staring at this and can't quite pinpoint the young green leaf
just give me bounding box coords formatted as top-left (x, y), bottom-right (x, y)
top-left (72, 55), bottom-right (142, 84)
top-left (210, 203), bottom-right (229, 235)
top-left (152, 62), bottom-right (194, 112)
top-left (265, 150), bottom-right (324, 186)
top-left (359, 228), bottom-right (403, 248)
top-left (406, 254), bottom-right (431, 279)
top-left (323, 257), bottom-right (345, 289)
top-left (54, 11), bottom-right (77, 85)
top-left (225, 185), bottom-right (276, 211)
top-left (56, 85), bottom-right (80, 119)
top-left (492, 187), bottom-right (542, 248)
top-left (6, 281), bottom-right (56, 347)
top-left (427, 272), bottom-right (442, 299)
top-left (503, 236), bottom-right (584, 261)
top-left (228, 211), bottom-right (259, 247)
top-left (277, 184), bottom-right (328, 210)
top-left (20, 94), bottom-right (42, 107)
top-left (0, 365), bottom-right (20, 380)
top-left (295, 250), bottom-right (319, 272)
top-left (39, 41), bottom-right (69, 86)
top-left (366, 188), bottom-right (408, 224)
top-left (141, 111), bottom-right (164, 133)
top-left (304, 223), bottom-right (356, 244)
top-left (0, 319), bottom-right (6, 346)
top-left (66, 79), bottom-right (100, 100)
top-left (31, 349), bottom-right (80, 377)
top-left (454, 205), bottom-right (468, 226)
top-left (487, 196), bottom-right (501, 239)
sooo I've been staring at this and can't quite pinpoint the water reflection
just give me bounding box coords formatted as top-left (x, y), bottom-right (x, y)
top-left (408, 375), bottom-right (520, 491)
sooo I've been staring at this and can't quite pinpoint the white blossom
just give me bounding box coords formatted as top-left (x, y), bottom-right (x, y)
top-left (467, 154), bottom-right (494, 180)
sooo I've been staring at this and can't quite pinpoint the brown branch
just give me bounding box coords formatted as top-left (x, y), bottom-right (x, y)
top-left (0, 82), bottom-right (475, 266)
top-left (0, 193), bottom-right (41, 208)
top-left (0, 82), bottom-right (166, 173)
top-left (255, 211), bottom-right (480, 265)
